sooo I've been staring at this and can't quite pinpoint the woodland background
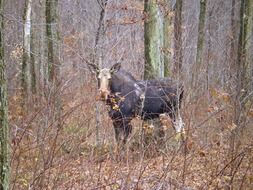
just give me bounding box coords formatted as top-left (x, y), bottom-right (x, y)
top-left (0, 0), bottom-right (253, 189)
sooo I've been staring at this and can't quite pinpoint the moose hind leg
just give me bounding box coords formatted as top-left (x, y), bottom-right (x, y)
top-left (173, 115), bottom-right (185, 134)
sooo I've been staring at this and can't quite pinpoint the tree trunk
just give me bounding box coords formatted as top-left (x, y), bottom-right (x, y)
top-left (0, 0), bottom-right (10, 188)
top-left (21, 0), bottom-right (32, 111)
top-left (144, 0), bottom-right (164, 79)
top-left (173, 0), bottom-right (183, 74)
top-left (205, 6), bottom-right (213, 92)
top-left (38, 1), bottom-right (47, 91)
top-left (192, 0), bottom-right (207, 87)
top-left (245, 0), bottom-right (253, 91)
top-left (35, 0), bottom-right (61, 187)
top-left (30, 24), bottom-right (36, 94)
top-left (196, 0), bottom-right (207, 66)
top-left (163, 3), bottom-right (173, 77)
top-left (230, 0), bottom-right (237, 67)
top-left (95, 0), bottom-right (107, 52)
top-left (94, 0), bottom-right (108, 146)
top-left (229, 0), bottom-right (252, 182)
top-left (45, 0), bottom-right (62, 133)
top-left (45, 0), bottom-right (60, 83)
top-left (235, 0), bottom-right (252, 126)
top-left (143, 0), bottom-right (166, 145)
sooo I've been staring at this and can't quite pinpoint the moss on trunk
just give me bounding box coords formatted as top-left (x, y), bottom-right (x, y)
top-left (0, 0), bottom-right (10, 188)
top-left (144, 0), bottom-right (164, 79)
top-left (163, 6), bottom-right (173, 77)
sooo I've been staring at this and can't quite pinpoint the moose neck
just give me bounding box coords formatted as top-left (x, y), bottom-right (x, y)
top-left (110, 70), bottom-right (137, 95)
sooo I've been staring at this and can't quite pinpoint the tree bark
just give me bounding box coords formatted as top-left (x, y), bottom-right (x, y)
top-left (235, 0), bottom-right (252, 126)
top-left (21, 0), bottom-right (32, 110)
top-left (0, 0), bottom-right (10, 188)
top-left (163, 3), bottom-right (173, 77)
top-left (30, 23), bottom-right (36, 94)
top-left (205, 6), bottom-right (213, 91)
top-left (45, 0), bottom-right (62, 128)
top-left (196, 0), bottom-right (207, 66)
top-left (37, 1), bottom-right (47, 90)
top-left (173, 0), bottom-right (183, 74)
top-left (94, 0), bottom-right (108, 146)
top-left (45, 0), bottom-right (60, 83)
top-left (144, 0), bottom-right (164, 79)
top-left (245, 0), bottom-right (253, 91)
top-left (229, 0), bottom-right (252, 181)
top-left (192, 0), bottom-right (207, 87)
top-left (143, 0), bottom-right (167, 144)
top-left (230, 0), bottom-right (237, 67)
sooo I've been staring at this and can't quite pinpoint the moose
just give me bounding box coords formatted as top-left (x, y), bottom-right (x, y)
top-left (89, 63), bottom-right (185, 145)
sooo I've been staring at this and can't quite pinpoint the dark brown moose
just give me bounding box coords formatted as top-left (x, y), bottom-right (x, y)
top-left (89, 63), bottom-right (185, 145)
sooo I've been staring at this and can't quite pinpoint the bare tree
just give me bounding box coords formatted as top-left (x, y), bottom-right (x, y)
top-left (0, 0), bottom-right (10, 188)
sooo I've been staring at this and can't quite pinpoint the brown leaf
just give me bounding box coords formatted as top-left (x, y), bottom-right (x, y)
top-left (226, 123), bottom-right (237, 131)
top-left (221, 92), bottom-right (230, 102)
top-left (198, 150), bottom-right (206, 157)
top-left (248, 109), bottom-right (253, 117)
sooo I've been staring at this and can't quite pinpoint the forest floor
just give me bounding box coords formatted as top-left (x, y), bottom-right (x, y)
top-left (46, 136), bottom-right (253, 190)
top-left (10, 90), bottom-right (253, 189)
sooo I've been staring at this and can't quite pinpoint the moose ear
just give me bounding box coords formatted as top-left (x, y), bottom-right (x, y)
top-left (110, 62), bottom-right (121, 74)
top-left (88, 63), bottom-right (99, 75)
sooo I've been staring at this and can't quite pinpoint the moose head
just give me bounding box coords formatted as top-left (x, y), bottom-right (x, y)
top-left (88, 62), bottom-right (121, 100)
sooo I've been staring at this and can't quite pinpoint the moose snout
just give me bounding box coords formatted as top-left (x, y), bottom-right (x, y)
top-left (98, 89), bottom-right (110, 101)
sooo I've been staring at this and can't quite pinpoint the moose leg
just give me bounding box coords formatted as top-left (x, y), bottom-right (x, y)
top-left (112, 119), bottom-right (132, 145)
top-left (113, 123), bottom-right (122, 143)
top-left (122, 122), bottom-right (132, 144)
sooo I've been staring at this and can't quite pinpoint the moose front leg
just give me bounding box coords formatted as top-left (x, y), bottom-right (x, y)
top-left (112, 119), bottom-right (132, 145)
top-left (122, 122), bottom-right (132, 144)
top-left (113, 123), bottom-right (121, 143)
